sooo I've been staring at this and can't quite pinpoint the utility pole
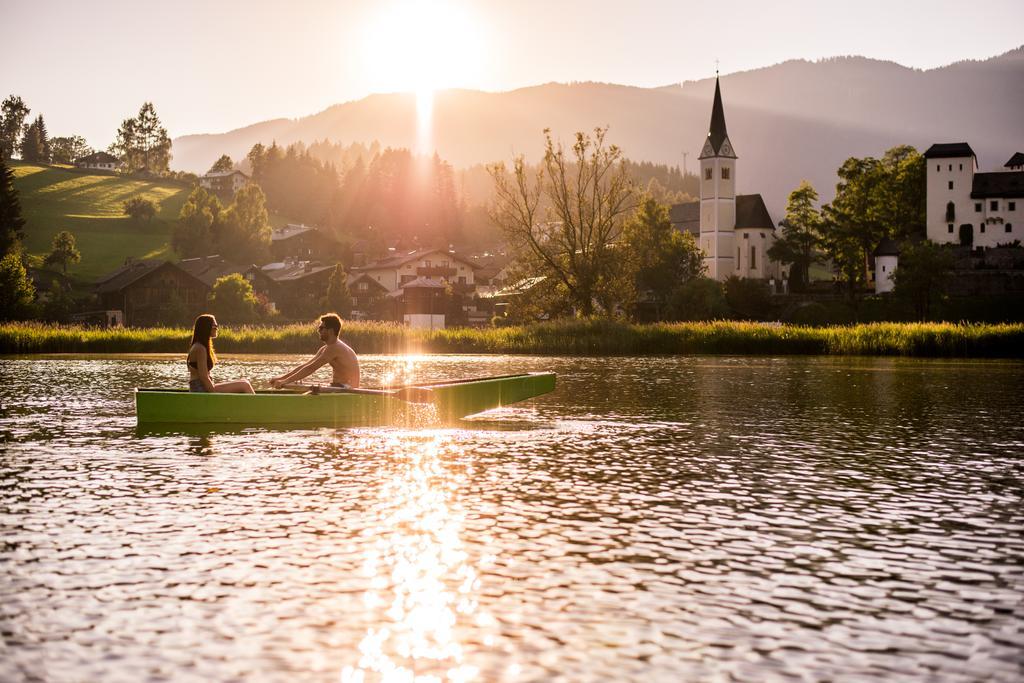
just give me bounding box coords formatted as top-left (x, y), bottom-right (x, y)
top-left (682, 151), bottom-right (689, 178)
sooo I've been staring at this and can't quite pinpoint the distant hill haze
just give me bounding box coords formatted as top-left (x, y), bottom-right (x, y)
top-left (173, 48), bottom-right (1024, 219)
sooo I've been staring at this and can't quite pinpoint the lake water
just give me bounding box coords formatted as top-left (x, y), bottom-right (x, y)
top-left (1, 354), bottom-right (1023, 682)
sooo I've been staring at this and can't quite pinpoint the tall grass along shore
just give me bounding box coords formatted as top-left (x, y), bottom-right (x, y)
top-left (2, 320), bottom-right (1022, 357)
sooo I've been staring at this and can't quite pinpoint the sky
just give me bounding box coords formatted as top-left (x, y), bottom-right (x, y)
top-left (1, 0), bottom-right (1022, 150)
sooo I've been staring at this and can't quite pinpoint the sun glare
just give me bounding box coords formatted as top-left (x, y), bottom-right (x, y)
top-left (361, 1), bottom-right (485, 96)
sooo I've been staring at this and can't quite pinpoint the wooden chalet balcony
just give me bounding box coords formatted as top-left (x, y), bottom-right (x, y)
top-left (417, 266), bottom-right (457, 277)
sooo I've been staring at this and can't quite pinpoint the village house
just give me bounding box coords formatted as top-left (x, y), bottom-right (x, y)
top-left (94, 259), bottom-right (209, 327)
top-left (670, 76), bottom-right (780, 282)
top-left (199, 169), bottom-right (250, 196)
top-left (75, 151), bottom-right (121, 172)
top-left (347, 272), bottom-right (390, 319)
top-left (249, 259), bottom-right (336, 319)
top-left (347, 248), bottom-right (483, 328)
top-left (270, 223), bottom-right (341, 261)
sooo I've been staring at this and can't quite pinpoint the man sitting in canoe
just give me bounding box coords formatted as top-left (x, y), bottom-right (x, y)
top-left (269, 313), bottom-right (360, 389)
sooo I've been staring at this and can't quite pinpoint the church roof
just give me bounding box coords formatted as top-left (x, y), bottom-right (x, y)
top-left (923, 143), bottom-right (976, 159)
top-left (699, 76), bottom-right (736, 159)
top-left (1005, 152), bottom-right (1024, 168)
top-left (735, 194), bottom-right (775, 230)
top-left (971, 171), bottom-right (1024, 199)
top-left (668, 194), bottom-right (776, 233)
top-left (873, 239), bottom-right (901, 257)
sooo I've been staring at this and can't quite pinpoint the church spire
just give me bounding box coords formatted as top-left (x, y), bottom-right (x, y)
top-left (700, 75), bottom-right (736, 159)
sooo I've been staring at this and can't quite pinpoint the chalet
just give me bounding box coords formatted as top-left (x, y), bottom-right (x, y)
top-left (348, 272), bottom-right (390, 319)
top-left (270, 223), bottom-right (341, 261)
top-left (250, 260), bottom-right (336, 319)
top-left (94, 259), bottom-right (208, 326)
top-left (350, 248), bottom-right (480, 292)
top-left (199, 169), bottom-right (250, 196)
top-left (75, 151), bottom-right (120, 171)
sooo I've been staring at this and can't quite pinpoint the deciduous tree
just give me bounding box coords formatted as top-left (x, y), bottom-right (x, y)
top-left (123, 196), bottom-right (157, 223)
top-left (768, 181), bottom-right (824, 292)
top-left (0, 96), bottom-right (29, 160)
top-left (209, 154), bottom-right (234, 173)
top-left (43, 230), bottom-right (81, 273)
top-left (489, 127), bottom-right (637, 317)
top-left (49, 135), bottom-right (93, 165)
top-left (208, 273), bottom-right (259, 322)
top-left (0, 252), bottom-right (35, 320)
top-left (173, 188), bottom-right (224, 258)
top-left (110, 102), bottom-right (171, 173)
top-left (893, 241), bottom-right (955, 320)
top-left (221, 183), bottom-right (271, 262)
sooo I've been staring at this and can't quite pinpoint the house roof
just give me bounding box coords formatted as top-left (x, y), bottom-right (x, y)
top-left (971, 171), bottom-right (1024, 199)
top-left (735, 194), bottom-right (775, 229)
top-left (202, 169), bottom-right (249, 179)
top-left (669, 194), bottom-right (774, 232)
top-left (94, 259), bottom-right (166, 293)
top-left (669, 201), bottom-right (700, 235)
top-left (1005, 152), bottom-right (1024, 168)
top-left (347, 272), bottom-right (390, 292)
top-left (270, 223), bottom-right (324, 242)
top-left (873, 238), bottom-right (901, 257)
top-left (259, 261), bottom-right (335, 282)
top-left (76, 151), bottom-right (119, 164)
top-left (94, 259), bottom-right (209, 294)
top-left (924, 143), bottom-right (976, 159)
top-left (353, 248), bottom-right (481, 272)
top-left (177, 255), bottom-right (247, 287)
top-left (386, 276), bottom-right (446, 298)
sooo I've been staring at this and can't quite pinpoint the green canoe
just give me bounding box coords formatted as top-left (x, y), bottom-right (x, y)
top-left (135, 372), bottom-right (556, 425)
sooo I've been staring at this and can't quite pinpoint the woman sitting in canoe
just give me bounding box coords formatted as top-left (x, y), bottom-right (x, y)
top-left (270, 313), bottom-right (360, 389)
top-left (187, 314), bottom-right (254, 393)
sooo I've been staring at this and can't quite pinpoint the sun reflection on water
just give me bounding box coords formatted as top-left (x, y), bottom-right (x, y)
top-left (342, 433), bottom-right (482, 682)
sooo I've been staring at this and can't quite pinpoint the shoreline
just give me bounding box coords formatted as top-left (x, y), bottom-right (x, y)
top-left (2, 320), bottom-right (1022, 358)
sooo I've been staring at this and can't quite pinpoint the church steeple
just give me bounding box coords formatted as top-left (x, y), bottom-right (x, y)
top-left (699, 76), bottom-right (737, 159)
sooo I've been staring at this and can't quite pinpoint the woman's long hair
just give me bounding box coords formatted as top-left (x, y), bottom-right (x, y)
top-left (190, 314), bottom-right (217, 370)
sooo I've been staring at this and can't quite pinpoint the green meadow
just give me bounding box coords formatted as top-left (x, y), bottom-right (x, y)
top-left (11, 161), bottom-right (191, 281)
top-left (2, 320), bottom-right (1021, 358)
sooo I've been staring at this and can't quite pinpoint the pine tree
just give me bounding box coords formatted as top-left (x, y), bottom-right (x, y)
top-left (35, 115), bottom-right (50, 163)
top-left (0, 159), bottom-right (26, 256)
top-left (20, 119), bottom-right (42, 162)
top-left (322, 263), bottom-right (352, 316)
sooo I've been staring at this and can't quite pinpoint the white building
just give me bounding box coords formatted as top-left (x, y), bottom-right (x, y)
top-left (873, 239), bottom-right (900, 294)
top-left (200, 169), bottom-right (250, 195)
top-left (924, 143), bottom-right (1023, 248)
top-left (75, 151), bottom-right (120, 171)
top-left (670, 76), bottom-right (779, 281)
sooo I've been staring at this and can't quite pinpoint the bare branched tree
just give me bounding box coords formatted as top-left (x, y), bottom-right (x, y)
top-left (489, 127), bottom-right (636, 316)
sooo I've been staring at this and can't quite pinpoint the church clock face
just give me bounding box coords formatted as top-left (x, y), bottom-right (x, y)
top-left (720, 139), bottom-right (735, 157)
top-left (701, 139), bottom-right (715, 158)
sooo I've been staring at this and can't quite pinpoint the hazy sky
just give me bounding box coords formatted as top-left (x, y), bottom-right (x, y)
top-left (2, 0), bottom-right (1021, 150)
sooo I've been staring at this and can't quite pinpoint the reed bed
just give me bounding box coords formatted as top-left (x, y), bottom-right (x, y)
top-left (2, 320), bottom-right (1022, 357)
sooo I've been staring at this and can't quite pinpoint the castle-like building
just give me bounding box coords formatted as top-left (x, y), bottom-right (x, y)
top-left (670, 76), bottom-right (779, 281)
top-left (924, 143), bottom-right (1022, 248)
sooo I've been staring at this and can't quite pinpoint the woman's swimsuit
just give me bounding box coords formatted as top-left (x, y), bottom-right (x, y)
top-left (187, 359), bottom-right (207, 392)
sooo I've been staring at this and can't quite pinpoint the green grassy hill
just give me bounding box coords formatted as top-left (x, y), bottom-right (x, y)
top-left (10, 161), bottom-right (191, 281)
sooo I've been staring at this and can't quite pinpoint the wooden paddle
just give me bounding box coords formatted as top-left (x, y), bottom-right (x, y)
top-left (278, 383), bottom-right (434, 404)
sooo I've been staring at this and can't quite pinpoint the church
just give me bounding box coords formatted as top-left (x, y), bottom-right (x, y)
top-left (669, 76), bottom-right (780, 282)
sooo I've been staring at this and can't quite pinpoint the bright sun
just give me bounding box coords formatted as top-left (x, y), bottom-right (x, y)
top-left (361, 0), bottom-right (484, 98)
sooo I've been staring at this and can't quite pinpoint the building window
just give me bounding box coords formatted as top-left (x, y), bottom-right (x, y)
top-left (458, 276), bottom-right (466, 284)
top-left (936, 164), bottom-right (940, 172)
top-left (721, 167), bottom-right (730, 180)
top-left (882, 265), bottom-right (886, 272)
top-left (1006, 224), bottom-right (1013, 233)
top-left (980, 224), bottom-right (985, 233)
top-left (945, 201), bottom-right (955, 222)
top-left (948, 164), bottom-right (952, 171)
top-left (737, 247), bottom-right (740, 262)
top-left (1010, 202), bottom-right (1017, 211)
top-left (975, 202), bottom-right (982, 212)
top-left (742, 232), bottom-right (749, 239)
top-left (705, 168), bottom-right (712, 180)
top-left (959, 163), bottom-right (963, 171)
top-left (750, 247), bottom-right (757, 269)
top-left (948, 224), bottom-right (954, 233)
top-left (948, 181), bottom-right (953, 190)
top-left (991, 200), bottom-right (998, 211)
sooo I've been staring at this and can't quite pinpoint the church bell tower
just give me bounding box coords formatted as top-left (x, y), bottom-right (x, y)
top-left (698, 75), bottom-right (738, 280)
